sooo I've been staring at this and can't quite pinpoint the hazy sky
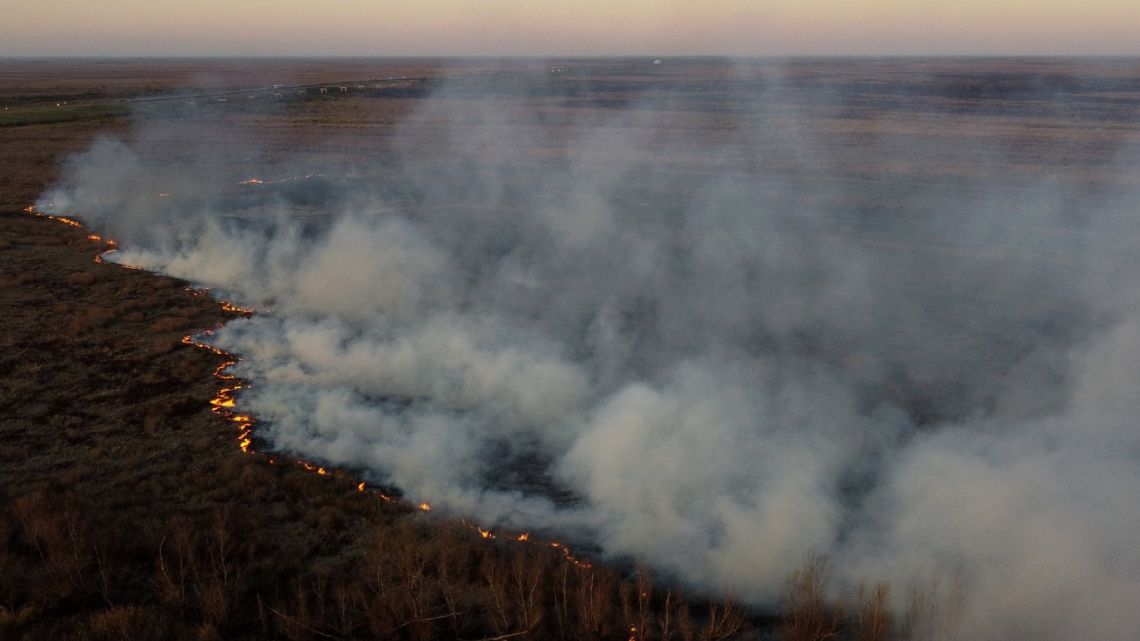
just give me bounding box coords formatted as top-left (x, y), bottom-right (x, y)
top-left (2, 0), bottom-right (1138, 57)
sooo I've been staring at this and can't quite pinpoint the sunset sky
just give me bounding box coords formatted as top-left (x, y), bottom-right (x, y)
top-left (2, 0), bottom-right (1138, 57)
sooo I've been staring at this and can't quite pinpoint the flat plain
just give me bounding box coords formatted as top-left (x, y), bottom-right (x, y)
top-left (2, 57), bottom-right (1139, 640)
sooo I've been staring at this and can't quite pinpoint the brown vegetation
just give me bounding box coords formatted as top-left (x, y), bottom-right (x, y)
top-left (0, 482), bottom-right (764, 640)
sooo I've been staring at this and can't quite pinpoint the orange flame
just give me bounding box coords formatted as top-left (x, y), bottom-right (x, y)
top-left (221, 301), bottom-right (255, 315)
top-left (170, 269), bottom-right (589, 568)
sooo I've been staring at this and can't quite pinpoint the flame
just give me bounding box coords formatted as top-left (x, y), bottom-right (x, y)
top-left (24, 205), bottom-right (85, 229)
top-left (165, 264), bottom-right (590, 568)
top-left (240, 177), bottom-right (264, 185)
top-left (301, 461), bottom-right (330, 476)
top-left (548, 541), bottom-right (591, 569)
top-left (221, 301), bottom-right (255, 315)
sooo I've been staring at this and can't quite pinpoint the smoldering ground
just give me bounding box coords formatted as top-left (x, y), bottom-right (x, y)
top-left (40, 60), bottom-right (1140, 639)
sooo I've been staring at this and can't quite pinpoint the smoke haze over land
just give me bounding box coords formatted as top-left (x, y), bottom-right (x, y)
top-left (40, 60), bottom-right (1140, 639)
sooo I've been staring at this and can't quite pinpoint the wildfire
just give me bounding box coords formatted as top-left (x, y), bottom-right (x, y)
top-left (214, 363), bottom-right (237, 381)
top-left (548, 541), bottom-right (592, 569)
top-left (221, 301), bottom-right (255, 315)
top-left (239, 177), bottom-right (264, 185)
top-left (184, 330), bottom-right (260, 457)
top-left (15, 203), bottom-right (590, 571)
top-left (24, 205), bottom-right (84, 228)
top-left (301, 462), bottom-right (329, 475)
top-left (52, 216), bottom-right (82, 227)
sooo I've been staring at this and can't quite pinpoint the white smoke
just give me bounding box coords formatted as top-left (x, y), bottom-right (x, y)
top-left (39, 63), bottom-right (1140, 639)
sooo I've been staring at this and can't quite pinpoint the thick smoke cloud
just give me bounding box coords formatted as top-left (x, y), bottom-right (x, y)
top-left (40, 64), bottom-right (1140, 639)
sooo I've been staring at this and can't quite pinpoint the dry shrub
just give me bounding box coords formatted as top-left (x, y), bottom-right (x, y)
top-left (853, 582), bottom-right (893, 641)
top-left (0, 272), bottom-right (36, 287)
top-left (0, 605), bottom-right (38, 630)
top-left (573, 564), bottom-right (618, 641)
top-left (65, 271), bottom-right (97, 286)
top-left (86, 605), bottom-right (146, 641)
top-left (622, 568), bottom-right (651, 641)
top-left (155, 515), bottom-right (197, 605)
top-left (901, 573), bottom-right (965, 641)
top-left (142, 410), bottom-right (167, 434)
top-left (656, 588), bottom-right (697, 638)
top-left (488, 543), bottom-right (551, 638)
top-left (149, 276), bottom-right (182, 290)
top-left (781, 554), bottom-right (841, 641)
top-left (150, 315), bottom-right (192, 333)
top-left (172, 358), bottom-right (209, 384)
top-left (317, 505), bottom-right (346, 534)
top-left (11, 492), bottom-right (93, 600)
top-left (196, 622), bottom-right (222, 641)
top-left (67, 306), bottom-right (115, 334)
top-left (0, 503), bottom-right (13, 580)
top-left (152, 510), bottom-right (251, 630)
top-left (429, 523), bottom-right (480, 637)
top-left (702, 598), bottom-right (747, 641)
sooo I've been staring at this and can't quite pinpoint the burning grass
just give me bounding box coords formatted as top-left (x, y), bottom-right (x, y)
top-left (7, 58), bottom-right (1138, 640)
top-left (1, 204), bottom-right (768, 640)
top-left (0, 201), bottom-right (965, 641)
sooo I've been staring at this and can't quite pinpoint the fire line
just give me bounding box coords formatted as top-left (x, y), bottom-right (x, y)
top-left (24, 203), bottom-right (599, 573)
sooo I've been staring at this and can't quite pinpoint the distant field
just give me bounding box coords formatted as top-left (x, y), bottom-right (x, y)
top-left (0, 102), bottom-right (129, 127)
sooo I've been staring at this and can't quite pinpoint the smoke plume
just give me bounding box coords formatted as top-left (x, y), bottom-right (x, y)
top-left (40, 61), bottom-right (1140, 639)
